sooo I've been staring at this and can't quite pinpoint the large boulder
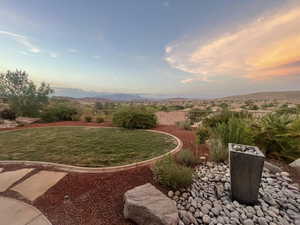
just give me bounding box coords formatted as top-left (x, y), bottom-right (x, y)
top-left (124, 183), bottom-right (179, 225)
top-left (16, 117), bottom-right (40, 124)
top-left (290, 159), bottom-right (300, 175)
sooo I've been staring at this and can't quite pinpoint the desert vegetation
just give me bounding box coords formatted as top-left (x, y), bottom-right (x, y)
top-left (196, 109), bottom-right (300, 162)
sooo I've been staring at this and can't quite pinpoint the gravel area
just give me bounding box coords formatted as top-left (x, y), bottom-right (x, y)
top-left (168, 162), bottom-right (300, 225)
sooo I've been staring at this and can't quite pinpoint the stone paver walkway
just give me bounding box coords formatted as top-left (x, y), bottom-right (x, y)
top-left (0, 168), bottom-right (67, 224)
top-left (12, 171), bottom-right (67, 201)
top-left (0, 168), bottom-right (33, 192)
top-left (0, 196), bottom-right (52, 225)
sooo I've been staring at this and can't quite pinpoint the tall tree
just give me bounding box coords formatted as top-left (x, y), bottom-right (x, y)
top-left (0, 70), bottom-right (53, 117)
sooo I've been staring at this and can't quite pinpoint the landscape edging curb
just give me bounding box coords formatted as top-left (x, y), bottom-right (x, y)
top-left (0, 127), bottom-right (183, 173)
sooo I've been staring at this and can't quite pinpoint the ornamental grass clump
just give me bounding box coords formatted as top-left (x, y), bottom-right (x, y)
top-left (211, 117), bottom-right (254, 147)
top-left (208, 117), bottom-right (254, 162)
top-left (176, 149), bottom-right (199, 167)
top-left (209, 138), bottom-right (228, 162)
top-left (153, 156), bottom-right (193, 189)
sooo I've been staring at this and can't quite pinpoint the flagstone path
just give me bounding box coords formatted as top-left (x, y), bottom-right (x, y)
top-left (0, 196), bottom-right (52, 225)
top-left (0, 167), bottom-right (67, 225)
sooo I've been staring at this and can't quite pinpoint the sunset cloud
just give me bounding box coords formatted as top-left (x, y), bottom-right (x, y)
top-left (165, 6), bottom-right (300, 83)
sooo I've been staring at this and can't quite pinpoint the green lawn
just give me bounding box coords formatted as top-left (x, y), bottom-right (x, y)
top-left (0, 127), bottom-right (177, 167)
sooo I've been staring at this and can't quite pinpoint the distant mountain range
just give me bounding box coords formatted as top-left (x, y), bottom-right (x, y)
top-left (53, 87), bottom-right (300, 102)
top-left (220, 90), bottom-right (300, 102)
top-left (53, 87), bottom-right (148, 101)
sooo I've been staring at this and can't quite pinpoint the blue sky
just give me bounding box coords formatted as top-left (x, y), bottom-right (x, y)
top-left (1, 0), bottom-right (300, 98)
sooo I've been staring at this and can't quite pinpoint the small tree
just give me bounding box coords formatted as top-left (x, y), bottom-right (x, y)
top-left (0, 70), bottom-right (53, 117)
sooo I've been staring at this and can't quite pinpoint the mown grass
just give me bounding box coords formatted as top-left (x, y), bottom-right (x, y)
top-left (0, 127), bottom-right (177, 167)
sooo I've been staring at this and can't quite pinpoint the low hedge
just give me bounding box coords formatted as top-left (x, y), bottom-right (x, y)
top-left (112, 107), bottom-right (157, 129)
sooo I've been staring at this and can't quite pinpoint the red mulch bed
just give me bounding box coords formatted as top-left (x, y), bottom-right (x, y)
top-left (0, 122), bottom-right (205, 225)
top-left (35, 167), bottom-right (158, 225)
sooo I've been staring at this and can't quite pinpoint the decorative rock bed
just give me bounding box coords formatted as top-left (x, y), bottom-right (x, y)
top-left (168, 162), bottom-right (300, 225)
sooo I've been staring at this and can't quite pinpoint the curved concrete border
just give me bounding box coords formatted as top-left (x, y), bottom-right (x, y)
top-left (0, 127), bottom-right (183, 173)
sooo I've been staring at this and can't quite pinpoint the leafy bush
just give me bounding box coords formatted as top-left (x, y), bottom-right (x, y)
top-left (84, 115), bottom-right (92, 122)
top-left (209, 138), bottom-right (228, 162)
top-left (196, 127), bottom-right (209, 144)
top-left (211, 117), bottom-right (254, 146)
top-left (152, 156), bottom-right (193, 189)
top-left (168, 105), bottom-right (185, 111)
top-left (96, 116), bottom-right (104, 123)
top-left (176, 149), bottom-right (199, 167)
top-left (203, 110), bottom-right (251, 128)
top-left (254, 114), bottom-right (300, 162)
top-left (176, 120), bottom-right (192, 130)
top-left (112, 107), bottom-right (157, 129)
top-left (41, 103), bottom-right (79, 122)
top-left (71, 114), bottom-right (81, 121)
top-left (0, 108), bottom-right (16, 120)
top-left (188, 109), bottom-right (210, 123)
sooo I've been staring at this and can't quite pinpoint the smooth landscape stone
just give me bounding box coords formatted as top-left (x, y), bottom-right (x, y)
top-left (124, 183), bottom-right (179, 225)
top-left (15, 117), bottom-right (40, 125)
top-left (0, 196), bottom-right (51, 225)
top-left (264, 161), bottom-right (282, 173)
top-left (0, 168), bottom-right (34, 192)
top-left (169, 162), bottom-right (300, 225)
top-left (0, 168), bottom-right (3, 173)
top-left (290, 159), bottom-right (300, 176)
top-left (12, 170), bottom-right (67, 201)
top-left (289, 158), bottom-right (300, 168)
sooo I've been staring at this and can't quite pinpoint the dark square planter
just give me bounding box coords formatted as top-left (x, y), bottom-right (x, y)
top-left (229, 143), bottom-right (265, 205)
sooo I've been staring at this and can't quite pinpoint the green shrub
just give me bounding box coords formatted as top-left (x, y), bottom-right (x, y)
top-left (112, 106), bottom-right (157, 129)
top-left (188, 109), bottom-right (210, 123)
top-left (254, 114), bottom-right (300, 162)
top-left (196, 127), bottom-right (209, 144)
top-left (176, 149), bottom-right (199, 167)
top-left (211, 117), bottom-right (254, 146)
top-left (71, 114), bottom-right (81, 121)
top-left (152, 156), bottom-right (193, 189)
top-left (176, 120), bottom-right (191, 130)
top-left (291, 118), bottom-right (300, 131)
top-left (0, 108), bottom-right (16, 120)
top-left (41, 103), bottom-right (79, 122)
top-left (84, 115), bottom-right (92, 122)
top-left (96, 116), bottom-right (104, 123)
top-left (203, 110), bottom-right (251, 128)
top-left (209, 138), bottom-right (228, 162)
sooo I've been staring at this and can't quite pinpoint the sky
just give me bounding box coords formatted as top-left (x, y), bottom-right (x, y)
top-left (0, 0), bottom-right (300, 98)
